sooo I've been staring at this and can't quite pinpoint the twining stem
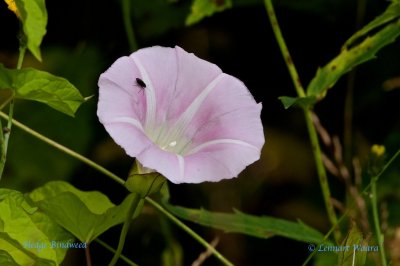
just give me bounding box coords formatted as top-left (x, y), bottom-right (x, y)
top-left (0, 112), bottom-right (234, 266)
top-left (109, 193), bottom-right (141, 266)
top-left (122, 0), bottom-right (138, 52)
top-left (370, 179), bottom-right (387, 266)
top-left (95, 239), bottom-right (138, 266)
top-left (0, 45), bottom-right (26, 179)
top-left (264, 0), bottom-right (305, 98)
top-left (264, 0), bottom-right (341, 243)
top-left (0, 111), bottom-right (125, 186)
top-left (365, 148), bottom-right (400, 266)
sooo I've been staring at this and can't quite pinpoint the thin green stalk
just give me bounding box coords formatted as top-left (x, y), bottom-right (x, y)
top-left (0, 96), bottom-right (14, 112)
top-left (4, 100), bottom-right (15, 156)
top-left (109, 193), bottom-right (141, 266)
top-left (122, 0), bottom-right (138, 52)
top-left (264, 0), bottom-right (341, 243)
top-left (304, 110), bottom-right (341, 243)
top-left (302, 210), bottom-right (349, 266)
top-left (95, 239), bottom-right (138, 266)
top-left (371, 180), bottom-right (387, 266)
top-left (264, 0), bottom-right (305, 97)
top-left (146, 197), bottom-right (234, 266)
top-left (0, 112), bottom-right (234, 266)
top-left (0, 111), bottom-right (125, 186)
top-left (0, 46), bottom-right (26, 179)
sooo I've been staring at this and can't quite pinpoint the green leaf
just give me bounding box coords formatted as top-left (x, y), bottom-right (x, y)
top-left (163, 203), bottom-right (325, 244)
top-left (0, 64), bottom-right (84, 116)
top-left (15, 0), bottom-right (48, 61)
top-left (337, 222), bottom-right (368, 266)
top-left (29, 181), bottom-right (143, 243)
top-left (186, 0), bottom-right (232, 26)
top-left (306, 2), bottom-right (400, 100)
top-left (0, 188), bottom-right (74, 266)
top-left (278, 95), bottom-right (317, 109)
top-left (0, 250), bottom-right (18, 266)
top-left (344, 1), bottom-right (400, 48)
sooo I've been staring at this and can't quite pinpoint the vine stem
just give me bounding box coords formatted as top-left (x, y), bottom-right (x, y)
top-left (0, 111), bottom-right (125, 186)
top-left (264, 0), bottom-right (341, 243)
top-left (363, 148), bottom-right (400, 266)
top-left (0, 45), bottom-right (26, 179)
top-left (95, 239), bottom-right (138, 266)
top-left (371, 179), bottom-right (387, 266)
top-left (0, 112), bottom-right (234, 266)
top-left (109, 193), bottom-right (141, 266)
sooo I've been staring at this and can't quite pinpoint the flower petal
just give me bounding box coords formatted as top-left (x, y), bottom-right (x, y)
top-left (98, 46), bottom-right (265, 184)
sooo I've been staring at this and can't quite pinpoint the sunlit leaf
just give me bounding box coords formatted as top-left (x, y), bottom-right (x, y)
top-left (29, 181), bottom-right (143, 243)
top-left (306, 2), bottom-right (400, 100)
top-left (186, 0), bottom-right (232, 25)
top-left (0, 188), bottom-right (73, 266)
top-left (4, 46), bottom-right (100, 190)
top-left (0, 250), bottom-right (18, 266)
top-left (0, 64), bottom-right (84, 116)
top-left (163, 203), bottom-right (325, 243)
top-left (14, 0), bottom-right (48, 61)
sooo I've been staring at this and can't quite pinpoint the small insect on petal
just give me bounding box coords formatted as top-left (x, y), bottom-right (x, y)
top-left (135, 78), bottom-right (146, 94)
top-left (136, 78), bottom-right (146, 88)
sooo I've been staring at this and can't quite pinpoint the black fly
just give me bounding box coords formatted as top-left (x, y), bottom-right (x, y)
top-left (135, 78), bottom-right (146, 93)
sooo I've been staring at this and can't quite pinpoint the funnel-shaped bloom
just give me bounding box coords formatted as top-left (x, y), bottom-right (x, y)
top-left (97, 46), bottom-right (264, 183)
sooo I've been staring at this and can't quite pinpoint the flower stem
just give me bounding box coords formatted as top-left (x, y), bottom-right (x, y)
top-left (0, 112), bottom-right (234, 266)
top-left (145, 197), bottom-right (234, 266)
top-left (109, 193), bottom-right (141, 266)
top-left (264, 0), bottom-right (341, 243)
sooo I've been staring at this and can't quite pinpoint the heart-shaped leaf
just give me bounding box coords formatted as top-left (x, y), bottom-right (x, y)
top-left (29, 181), bottom-right (143, 243)
top-left (0, 188), bottom-right (73, 266)
top-left (0, 64), bottom-right (85, 116)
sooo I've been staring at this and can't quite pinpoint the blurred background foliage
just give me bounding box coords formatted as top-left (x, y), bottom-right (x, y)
top-left (1, 0), bottom-right (400, 265)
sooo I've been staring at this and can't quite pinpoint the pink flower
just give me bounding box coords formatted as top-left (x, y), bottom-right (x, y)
top-left (97, 46), bottom-right (264, 184)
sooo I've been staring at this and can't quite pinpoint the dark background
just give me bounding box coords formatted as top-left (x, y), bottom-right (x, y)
top-left (1, 0), bottom-right (399, 265)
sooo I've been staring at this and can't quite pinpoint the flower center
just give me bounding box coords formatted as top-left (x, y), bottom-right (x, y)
top-left (146, 123), bottom-right (190, 155)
